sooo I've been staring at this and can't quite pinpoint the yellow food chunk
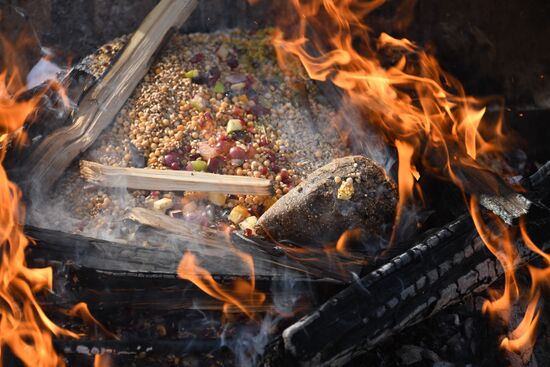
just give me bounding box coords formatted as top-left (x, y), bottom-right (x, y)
top-left (337, 178), bottom-right (354, 200)
top-left (228, 205), bottom-right (250, 224)
top-left (208, 192), bottom-right (227, 206)
top-left (153, 197), bottom-right (174, 211)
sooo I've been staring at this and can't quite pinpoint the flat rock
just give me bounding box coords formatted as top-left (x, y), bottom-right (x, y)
top-left (255, 155), bottom-right (397, 248)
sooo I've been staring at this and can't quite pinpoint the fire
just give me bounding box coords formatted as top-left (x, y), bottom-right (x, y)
top-left (269, 0), bottom-right (546, 360)
top-left (93, 353), bottom-right (112, 367)
top-left (177, 251), bottom-right (266, 319)
top-left (0, 35), bottom-right (80, 366)
top-left (0, 32), bottom-right (114, 366)
top-left (66, 303), bottom-right (119, 340)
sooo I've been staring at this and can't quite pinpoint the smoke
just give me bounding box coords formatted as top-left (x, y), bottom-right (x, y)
top-left (26, 49), bottom-right (62, 90)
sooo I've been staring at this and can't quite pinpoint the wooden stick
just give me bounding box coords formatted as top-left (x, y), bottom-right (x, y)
top-left (80, 160), bottom-right (273, 195)
top-left (25, 0), bottom-right (198, 196)
top-left (125, 207), bottom-right (227, 245)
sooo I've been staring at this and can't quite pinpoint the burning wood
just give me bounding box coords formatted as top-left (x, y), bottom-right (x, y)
top-left (25, 0), bottom-right (198, 196)
top-left (4, 0), bottom-right (550, 365)
top-left (261, 162), bottom-right (550, 366)
top-left (80, 160), bottom-right (272, 195)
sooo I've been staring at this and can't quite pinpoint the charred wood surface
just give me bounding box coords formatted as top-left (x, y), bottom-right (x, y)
top-left (25, 225), bottom-right (341, 281)
top-left (261, 164), bottom-right (550, 367)
top-left (262, 214), bottom-right (550, 367)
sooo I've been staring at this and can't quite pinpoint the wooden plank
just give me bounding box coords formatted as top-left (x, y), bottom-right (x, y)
top-left (25, 224), bottom-right (342, 281)
top-left (80, 160), bottom-right (272, 195)
top-left (25, 0), bottom-right (198, 196)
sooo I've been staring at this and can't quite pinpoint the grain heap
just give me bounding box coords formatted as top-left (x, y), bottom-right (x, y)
top-left (37, 28), bottom-right (348, 238)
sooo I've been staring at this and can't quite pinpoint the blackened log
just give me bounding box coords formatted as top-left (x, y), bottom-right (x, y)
top-left (261, 165), bottom-right (550, 367)
top-left (262, 214), bottom-right (550, 367)
top-left (25, 224), bottom-right (348, 283)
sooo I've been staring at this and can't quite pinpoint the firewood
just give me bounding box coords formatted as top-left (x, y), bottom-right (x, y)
top-left (261, 214), bottom-right (550, 366)
top-left (124, 207), bottom-right (353, 282)
top-left (260, 163), bottom-right (550, 367)
top-left (24, 0), bottom-right (198, 196)
top-left (255, 155), bottom-right (397, 248)
top-left (80, 160), bottom-right (272, 195)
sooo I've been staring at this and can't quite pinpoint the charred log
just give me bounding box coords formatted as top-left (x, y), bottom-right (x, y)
top-left (260, 164), bottom-right (550, 367)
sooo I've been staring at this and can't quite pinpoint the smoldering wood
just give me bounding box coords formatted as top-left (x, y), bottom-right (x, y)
top-left (23, 0), bottom-right (198, 197)
top-left (261, 163), bottom-right (550, 367)
top-left (25, 224), bottom-right (346, 282)
top-left (80, 160), bottom-right (273, 195)
top-left (261, 214), bottom-right (550, 367)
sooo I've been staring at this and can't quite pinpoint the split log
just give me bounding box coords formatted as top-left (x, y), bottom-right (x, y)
top-left (125, 207), bottom-right (360, 281)
top-left (24, 0), bottom-right (198, 196)
top-left (26, 224), bottom-right (345, 313)
top-left (261, 164), bottom-right (550, 367)
top-left (80, 160), bottom-right (272, 195)
top-left (25, 224), bottom-right (342, 282)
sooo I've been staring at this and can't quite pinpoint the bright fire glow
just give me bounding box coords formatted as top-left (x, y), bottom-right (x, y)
top-left (269, 0), bottom-right (547, 359)
top-left (177, 251), bottom-right (266, 319)
top-left (0, 35), bottom-right (80, 366)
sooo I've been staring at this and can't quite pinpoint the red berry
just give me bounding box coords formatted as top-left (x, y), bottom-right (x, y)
top-left (170, 161), bottom-right (181, 170)
top-left (207, 156), bottom-right (225, 173)
top-left (215, 140), bottom-right (231, 154)
top-left (164, 152), bottom-right (180, 167)
top-left (280, 169), bottom-right (289, 180)
top-left (190, 53), bottom-right (204, 63)
top-left (228, 146), bottom-right (246, 161)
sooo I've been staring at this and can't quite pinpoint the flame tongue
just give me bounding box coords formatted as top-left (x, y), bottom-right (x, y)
top-left (0, 32), bottom-right (79, 366)
top-left (270, 0), bottom-right (547, 360)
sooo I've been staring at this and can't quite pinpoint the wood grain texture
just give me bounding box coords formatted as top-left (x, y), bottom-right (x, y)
top-left (25, 0), bottom-right (198, 196)
top-left (80, 160), bottom-right (272, 195)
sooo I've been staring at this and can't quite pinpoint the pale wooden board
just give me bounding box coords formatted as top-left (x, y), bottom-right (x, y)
top-left (25, 0), bottom-right (198, 196)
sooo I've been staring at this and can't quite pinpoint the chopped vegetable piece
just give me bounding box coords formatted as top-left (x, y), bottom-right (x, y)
top-left (213, 81), bottom-right (225, 93)
top-left (228, 205), bottom-right (250, 224)
top-left (337, 178), bottom-right (355, 200)
top-left (190, 160), bottom-right (207, 171)
top-left (184, 69), bottom-right (199, 78)
top-left (239, 215), bottom-right (258, 233)
top-left (208, 192), bottom-right (227, 206)
top-left (226, 119), bottom-right (244, 133)
top-left (153, 197), bottom-right (174, 211)
top-left (231, 82), bottom-right (246, 91)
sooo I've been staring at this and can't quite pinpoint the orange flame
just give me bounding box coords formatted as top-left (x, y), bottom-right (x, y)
top-left (269, 0), bottom-right (542, 359)
top-left (66, 303), bottom-right (118, 340)
top-left (0, 33), bottom-right (101, 366)
top-left (272, 0), bottom-right (509, 201)
top-left (177, 251), bottom-right (266, 319)
top-left (0, 36), bottom-right (79, 367)
top-left (93, 353), bottom-right (113, 367)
